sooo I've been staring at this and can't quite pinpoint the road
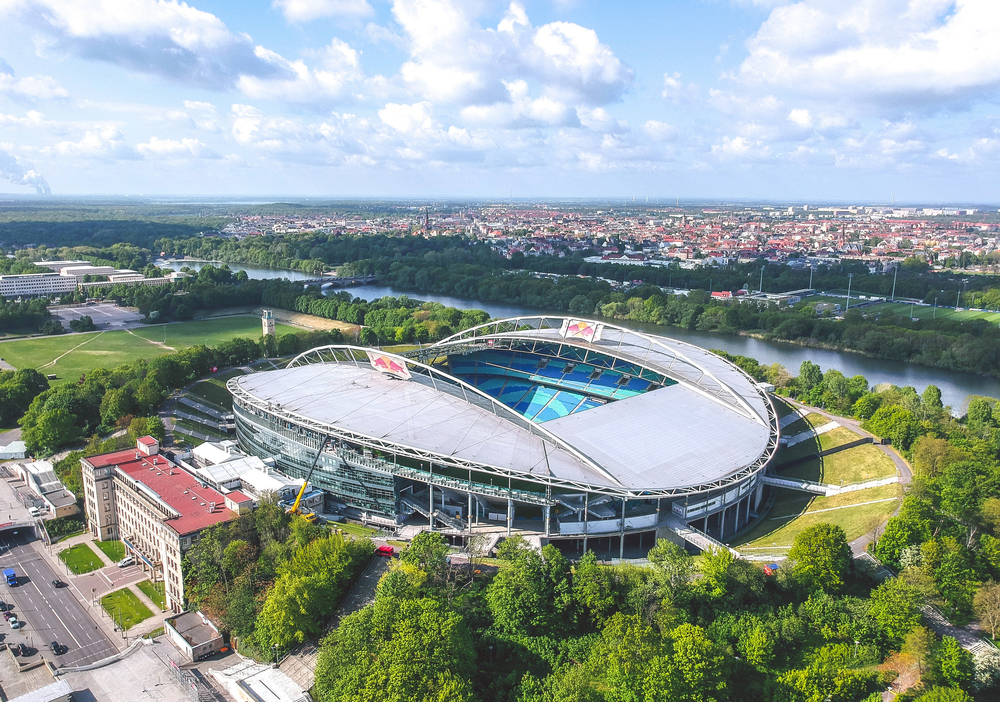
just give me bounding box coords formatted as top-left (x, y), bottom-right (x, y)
top-left (0, 529), bottom-right (117, 667)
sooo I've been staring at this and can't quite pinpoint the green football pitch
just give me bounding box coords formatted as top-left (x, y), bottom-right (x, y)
top-left (0, 316), bottom-right (294, 384)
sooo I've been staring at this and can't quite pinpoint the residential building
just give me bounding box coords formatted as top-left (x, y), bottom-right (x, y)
top-left (80, 437), bottom-right (236, 612)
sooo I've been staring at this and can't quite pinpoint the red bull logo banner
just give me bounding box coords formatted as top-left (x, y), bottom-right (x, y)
top-left (366, 352), bottom-right (412, 380)
top-left (559, 319), bottom-right (603, 342)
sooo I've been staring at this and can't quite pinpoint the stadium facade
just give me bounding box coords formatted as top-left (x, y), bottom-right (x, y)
top-left (228, 316), bottom-right (779, 554)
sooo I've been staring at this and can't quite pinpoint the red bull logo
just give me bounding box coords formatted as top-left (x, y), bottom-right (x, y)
top-left (366, 352), bottom-right (412, 379)
top-left (560, 319), bottom-right (603, 342)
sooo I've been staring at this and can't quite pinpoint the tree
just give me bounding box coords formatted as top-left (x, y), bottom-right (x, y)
top-left (915, 687), bottom-right (973, 701)
top-left (973, 581), bottom-right (1000, 638)
top-left (643, 623), bottom-right (727, 702)
top-left (798, 361), bottom-right (822, 392)
top-left (923, 385), bottom-right (943, 409)
top-left (312, 596), bottom-right (475, 702)
top-left (863, 404), bottom-right (919, 449)
top-left (903, 626), bottom-right (935, 675)
top-left (789, 523), bottom-right (852, 593)
top-left (400, 531), bottom-right (449, 576)
top-left (852, 392), bottom-right (883, 420)
top-left (967, 398), bottom-right (996, 427)
top-left (22, 407), bottom-right (79, 454)
top-left (647, 539), bottom-right (694, 592)
top-left (912, 436), bottom-right (967, 477)
top-left (698, 547), bottom-right (734, 598)
top-left (738, 624), bottom-right (775, 669)
top-left (869, 577), bottom-right (921, 644)
top-left (934, 636), bottom-right (973, 689)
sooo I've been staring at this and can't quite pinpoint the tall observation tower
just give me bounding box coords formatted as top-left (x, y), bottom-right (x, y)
top-left (262, 309), bottom-right (275, 337)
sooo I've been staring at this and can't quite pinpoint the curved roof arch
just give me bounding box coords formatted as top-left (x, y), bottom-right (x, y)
top-left (284, 345), bottom-right (624, 488)
top-left (423, 316), bottom-right (768, 425)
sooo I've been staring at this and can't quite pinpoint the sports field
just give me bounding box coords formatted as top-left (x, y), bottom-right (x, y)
top-left (0, 316), bottom-right (294, 384)
top-left (865, 301), bottom-right (1000, 323)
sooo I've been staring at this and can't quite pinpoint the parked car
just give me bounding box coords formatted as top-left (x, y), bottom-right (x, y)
top-left (17, 643), bottom-right (28, 656)
top-left (375, 545), bottom-right (395, 557)
top-left (51, 579), bottom-right (67, 588)
top-left (118, 556), bottom-right (135, 568)
top-left (9, 616), bottom-right (20, 629)
top-left (50, 641), bottom-right (65, 655)
top-left (3, 610), bottom-right (12, 620)
top-left (0, 600), bottom-right (6, 611)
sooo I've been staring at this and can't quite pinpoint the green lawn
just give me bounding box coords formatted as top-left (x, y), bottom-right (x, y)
top-left (186, 370), bottom-right (245, 410)
top-left (333, 521), bottom-right (377, 537)
top-left (130, 316), bottom-right (295, 348)
top-left (0, 316), bottom-right (293, 385)
top-left (866, 301), bottom-right (1000, 323)
top-left (778, 443), bottom-right (898, 485)
top-left (779, 426), bottom-right (864, 463)
top-left (733, 483), bottom-right (903, 549)
top-left (782, 412), bottom-right (829, 438)
top-left (174, 417), bottom-right (224, 438)
top-left (95, 540), bottom-right (126, 562)
top-left (171, 431), bottom-right (206, 447)
top-left (137, 580), bottom-right (167, 611)
top-left (101, 587), bottom-right (154, 630)
top-left (59, 543), bottom-right (104, 574)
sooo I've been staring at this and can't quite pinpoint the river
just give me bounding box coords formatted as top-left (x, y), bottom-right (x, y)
top-left (156, 260), bottom-right (1000, 410)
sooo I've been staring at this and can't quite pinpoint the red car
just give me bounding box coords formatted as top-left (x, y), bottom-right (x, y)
top-left (375, 545), bottom-right (394, 557)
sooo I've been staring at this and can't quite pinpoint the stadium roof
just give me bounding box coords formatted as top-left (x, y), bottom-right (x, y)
top-left (233, 318), bottom-right (778, 497)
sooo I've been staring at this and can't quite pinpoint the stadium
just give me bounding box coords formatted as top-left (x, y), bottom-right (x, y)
top-left (228, 316), bottom-right (780, 555)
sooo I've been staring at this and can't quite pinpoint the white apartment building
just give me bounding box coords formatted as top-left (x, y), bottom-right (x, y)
top-left (80, 437), bottom-right (236, 612)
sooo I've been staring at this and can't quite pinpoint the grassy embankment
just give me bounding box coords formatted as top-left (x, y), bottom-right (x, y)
top-left (734, 397), bottom-right (903, 550)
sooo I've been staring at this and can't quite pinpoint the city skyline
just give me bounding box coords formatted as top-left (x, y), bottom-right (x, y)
top-left (1, 0), bottom-right (999, 201)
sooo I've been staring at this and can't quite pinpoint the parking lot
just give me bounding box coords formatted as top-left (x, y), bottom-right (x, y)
top-left (52, 303), bottom-right (143, 329)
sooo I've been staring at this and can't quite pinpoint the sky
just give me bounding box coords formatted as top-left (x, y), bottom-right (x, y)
top-left (1, 0), bottom-right (1000, 202)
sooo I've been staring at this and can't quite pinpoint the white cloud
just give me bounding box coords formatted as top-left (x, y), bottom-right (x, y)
top-left (238, 39), bottom-right (364, 103)
top-left (44, 126), bottom-right (140, 161)
top-left (460, 79), bottom-right (573, 128)
top-left (272, 0), bottom-right (373, 22)
top-left (0, 60), bottom-right (68, 99)
top-left (740, 0), bottom-right (1000, 110)
top-left (0, 148), bottom-right (49, 193)
top-left (643, 120), bottom-right (676, 142)
top-left (787, 108), bottom-right (812, 129)
top-left (183, 101), bottom-right (217, 113)
top-left (3, 0), bottom-right (292, 90)
top-left (391, 0), bottom-right (632, 107)
top-left (137, 136), bottom-right (220, 159)
top-left (378, 102), bottom-right (433, 133)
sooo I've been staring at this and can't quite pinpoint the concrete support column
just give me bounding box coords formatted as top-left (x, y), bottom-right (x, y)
top-left (754, 479), bottom-right (764, 511)
top-left (544, 504), bottom-right (551, 537)
top-left (619, 497), bottom-right (626, 560)
top-left (429, 484), bottom-right (434, 529)
top-left (583, 493), bottom-right (589, 553)
top-left (720, 504), bottom-right (727, 540)
top-left (506, 498), bottom-right (513, 537)
top-left (468, 491), bottom-right (473, 534)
